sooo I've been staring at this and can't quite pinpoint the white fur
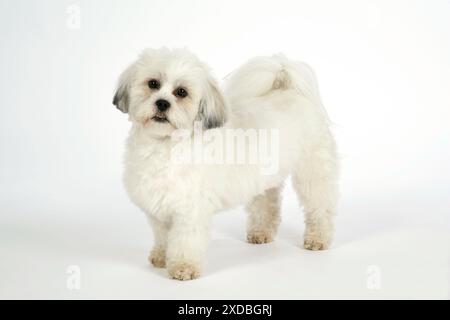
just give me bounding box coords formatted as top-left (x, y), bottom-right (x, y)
top-left (114, 48), bottom-right (339, 280)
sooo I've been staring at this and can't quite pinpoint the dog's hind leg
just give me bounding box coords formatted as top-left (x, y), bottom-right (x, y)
top-left (246, 186), bottom-right (283, 244)
top-left (292, 139), bottom-right (339, 250)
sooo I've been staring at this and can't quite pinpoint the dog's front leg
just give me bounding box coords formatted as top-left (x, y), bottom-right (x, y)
top-left (148, 216), bottom-right (169, 268)
top-left (166, 212), bottom-right (211, 281)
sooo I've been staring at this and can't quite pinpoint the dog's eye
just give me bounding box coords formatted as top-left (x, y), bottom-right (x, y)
top-left (148, 79), bottom-right (160, 89)
top-left (174, 87), bottom-right (188, 98)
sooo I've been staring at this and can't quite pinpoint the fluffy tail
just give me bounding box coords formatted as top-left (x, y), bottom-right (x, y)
top-left (224, 54), bottom-right (328, 118)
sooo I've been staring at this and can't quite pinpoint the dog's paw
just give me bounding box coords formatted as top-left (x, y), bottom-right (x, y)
top-left (149, 248), bottom-right (166, 268)
top-left (167, 262), bottom-right (201, 281)
top-left (247, 230), bottom-right (274, 244)
top-left (304, 237), bottom-right (330, 251)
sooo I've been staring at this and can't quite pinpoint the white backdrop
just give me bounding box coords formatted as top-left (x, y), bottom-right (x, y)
top-left (0, 0), bottom-right (449, 299)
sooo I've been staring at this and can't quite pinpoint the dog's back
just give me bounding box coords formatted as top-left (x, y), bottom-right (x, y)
top-left (223, 55), bottom-right (331, 165)
top-left (224, 54), bottom-right (327, 113)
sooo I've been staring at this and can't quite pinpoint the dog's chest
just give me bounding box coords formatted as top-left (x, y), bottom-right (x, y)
top-left (123, 142), bottom-right (177, 218)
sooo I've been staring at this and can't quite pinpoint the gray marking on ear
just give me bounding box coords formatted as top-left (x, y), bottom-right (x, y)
top-left (113, 62), bottom-right (137, 114)
top-left (113, 84), bottom-right (129, 113)
top-left (196, 101), bottom-right (224, 129)
top-left (196, 76), bottom-right (229, 129)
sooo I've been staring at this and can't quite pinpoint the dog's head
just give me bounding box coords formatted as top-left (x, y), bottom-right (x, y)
top-left (113, 48), bottom-right (228, 137)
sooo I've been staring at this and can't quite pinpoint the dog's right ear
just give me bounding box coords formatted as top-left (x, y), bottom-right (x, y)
top-left (113, 84), bottom-right (129, 113)
top-left (113, 63), bottom-right (136, 113)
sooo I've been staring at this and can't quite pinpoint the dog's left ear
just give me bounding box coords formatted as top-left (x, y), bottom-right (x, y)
top-left (197, 76), bottom-right (229, 129)
top-left (113, 63), bottom-right (136, 114)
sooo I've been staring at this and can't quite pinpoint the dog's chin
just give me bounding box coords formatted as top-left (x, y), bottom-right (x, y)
top-left (140, 116), bottom-right (176, 137)
top-left (151, 113), bottom-right (170, 123)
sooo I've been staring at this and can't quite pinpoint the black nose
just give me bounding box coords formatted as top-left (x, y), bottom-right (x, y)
top-left (155, 99), bottom-right (170, 112)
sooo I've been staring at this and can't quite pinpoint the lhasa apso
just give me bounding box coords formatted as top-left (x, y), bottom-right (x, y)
top-left (113, 48), bottom-right (338, 280)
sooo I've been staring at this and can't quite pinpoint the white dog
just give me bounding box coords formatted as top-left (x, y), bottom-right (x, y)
top-left (113, 48), bottom-right (338, 280)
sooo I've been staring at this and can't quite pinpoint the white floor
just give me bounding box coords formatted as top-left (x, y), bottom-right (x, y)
top-left (1, 179), bottom-right (448, 300)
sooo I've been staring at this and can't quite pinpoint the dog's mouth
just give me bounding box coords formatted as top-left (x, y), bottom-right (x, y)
top-left (151, 113), bottom-right (169, 123)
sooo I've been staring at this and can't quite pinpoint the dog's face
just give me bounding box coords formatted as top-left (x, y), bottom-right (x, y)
top-left (113, 48), bottom-right (228, 137)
